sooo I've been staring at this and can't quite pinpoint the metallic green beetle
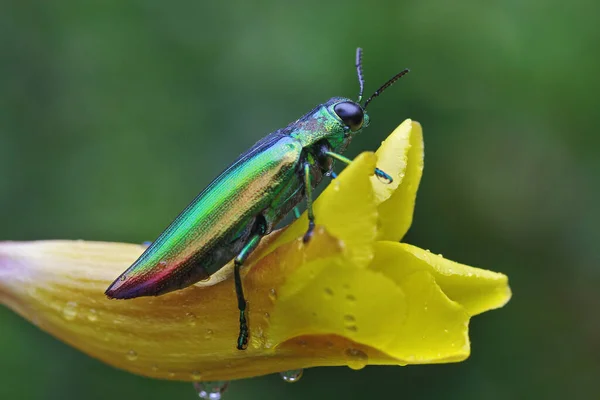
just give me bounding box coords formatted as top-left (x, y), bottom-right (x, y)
top-left (106, 48), bottom-right (409, 349)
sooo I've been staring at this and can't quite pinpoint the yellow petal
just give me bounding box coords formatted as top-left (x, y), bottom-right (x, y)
top-left (374, 120), bottom-right (424, 241)
top-left (372, 242), bottom-right (512, 316)
top-left (0, 234), bottom-right (396, 382)
top-left (370, 119), bottom-right (414, 204)
top-left (257, 152), bottom-right (378, 268)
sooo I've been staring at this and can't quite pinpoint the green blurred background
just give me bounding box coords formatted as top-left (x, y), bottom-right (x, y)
top-left (1, 1), bottom-right (598, 399)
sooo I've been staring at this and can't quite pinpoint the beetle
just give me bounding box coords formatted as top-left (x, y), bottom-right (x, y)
top-left (105, 48), bottom-right (409, 350)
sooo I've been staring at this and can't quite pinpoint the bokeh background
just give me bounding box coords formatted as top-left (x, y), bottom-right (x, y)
top-left (1, 1), bottom-right (598, 399)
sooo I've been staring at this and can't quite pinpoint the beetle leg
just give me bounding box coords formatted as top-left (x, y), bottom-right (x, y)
top-left (302, 162), bottom-right (316, 243)
top-left (234, 230), bottom-right (262, 350)
top-left (324, 151), bottom-right (393, 184)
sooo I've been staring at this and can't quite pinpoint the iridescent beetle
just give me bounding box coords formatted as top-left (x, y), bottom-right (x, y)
top-left (106, 48), bottom-right (409, 349)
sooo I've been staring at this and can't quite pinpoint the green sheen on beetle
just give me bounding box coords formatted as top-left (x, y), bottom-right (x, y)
top-left (106, 48), bottom-right (409, 350)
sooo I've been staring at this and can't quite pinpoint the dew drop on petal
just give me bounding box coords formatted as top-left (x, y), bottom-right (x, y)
top-left (62, 302), bottom-right (78, 321)
top-left (268, 288), bottom-right (277, 301)
top-left (87, 309), bottom-right (98, 322)
top-left (280, 369), bottom-right (303, 383)
top-left (191, 371), bottom-right (203, 380)
top-left (186, 312), bottom-right (197, 326)
top-left (193, 381), bottom-right (229, 400)
top-left (345, 348), bottom-right (368, 370)
top-left (126, 349), bottom-right (138, 361)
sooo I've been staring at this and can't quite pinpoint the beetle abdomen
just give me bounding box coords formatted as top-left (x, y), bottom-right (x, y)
top-left (105, 219), bottom-right (256, 299)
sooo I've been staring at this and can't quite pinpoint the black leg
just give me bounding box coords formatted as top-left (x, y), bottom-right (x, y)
top-left (234, 233), bottom-right (261, 350)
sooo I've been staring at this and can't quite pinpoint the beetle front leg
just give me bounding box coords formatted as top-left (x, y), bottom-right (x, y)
top-left (234, 231), bottom-right (262, 350)
top-left (302, 162), bottom-right (316, 243)
top-left (324, 151), bottom-right (393, 184)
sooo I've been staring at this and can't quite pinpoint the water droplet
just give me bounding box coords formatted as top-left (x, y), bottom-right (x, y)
top-left (186, 312), bottom-right (197, 326)
top-left (62, 302), bottom-right (78, 321)
top-left (126, 349), bottom-right (138, 361)
top-left (345, 348), bottom-right (369, 370)
top-left (120, 275), bottom-right (127, 282)
top-left (280, 369), bottom-right (303, 383)
top-left (268, 288), bottom-right (277, 301)
top-left (193, 381), bottom-right (229, 400)
top-left (141, 241), bottom-right (152, 248)
top-left (87, 309), bottom-right (98, 322)
top-left (332, 181), bottom-right (341, 191)
top-left (168, 371), bottom-right (176, 378)
top-left (438, 253), bottom-right (444, 258)
top-left (324, 287), bottom-right (334, 297)
top-left (191, 371), bottom-right (203, 380)
top-left (204, 329), bottom-right (214, 339)
top-left (444, 329), bottom-right (449, 334)
top-left (255, 326), bottom-right (264, 339)
top-left (346, 294), bottom-right (356, 303)
top-left (344, 314), bottom-right (356, 322)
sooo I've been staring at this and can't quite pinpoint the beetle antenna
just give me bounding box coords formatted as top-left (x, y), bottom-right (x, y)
top-left (363, 68), bottom-right (410, 110)
top-left (356, 48), bottom-right (365, 103)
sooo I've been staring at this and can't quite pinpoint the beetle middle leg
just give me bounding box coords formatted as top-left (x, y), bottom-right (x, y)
top-left (234, 218), bottom-right (266, 350)
top-left (302, 161), bottom-right (316, 243)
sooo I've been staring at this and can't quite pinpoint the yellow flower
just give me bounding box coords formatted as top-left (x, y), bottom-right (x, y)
top-left (0, 120), bottom-right (511, 382)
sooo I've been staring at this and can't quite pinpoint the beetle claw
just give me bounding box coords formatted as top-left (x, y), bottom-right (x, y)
top-left (303, 221), bottom-right (315, 243)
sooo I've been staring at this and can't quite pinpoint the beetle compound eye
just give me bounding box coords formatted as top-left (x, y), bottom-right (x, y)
top-left (334, 101), bottom-right (364, 132)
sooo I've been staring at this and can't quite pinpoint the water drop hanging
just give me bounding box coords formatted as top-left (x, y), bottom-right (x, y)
top-left (280, 369), bottom-right (303, 383)
top-left (344, 348), bottom-right (369, 370)
top-left (193, 381), bottom-right (229, 400)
